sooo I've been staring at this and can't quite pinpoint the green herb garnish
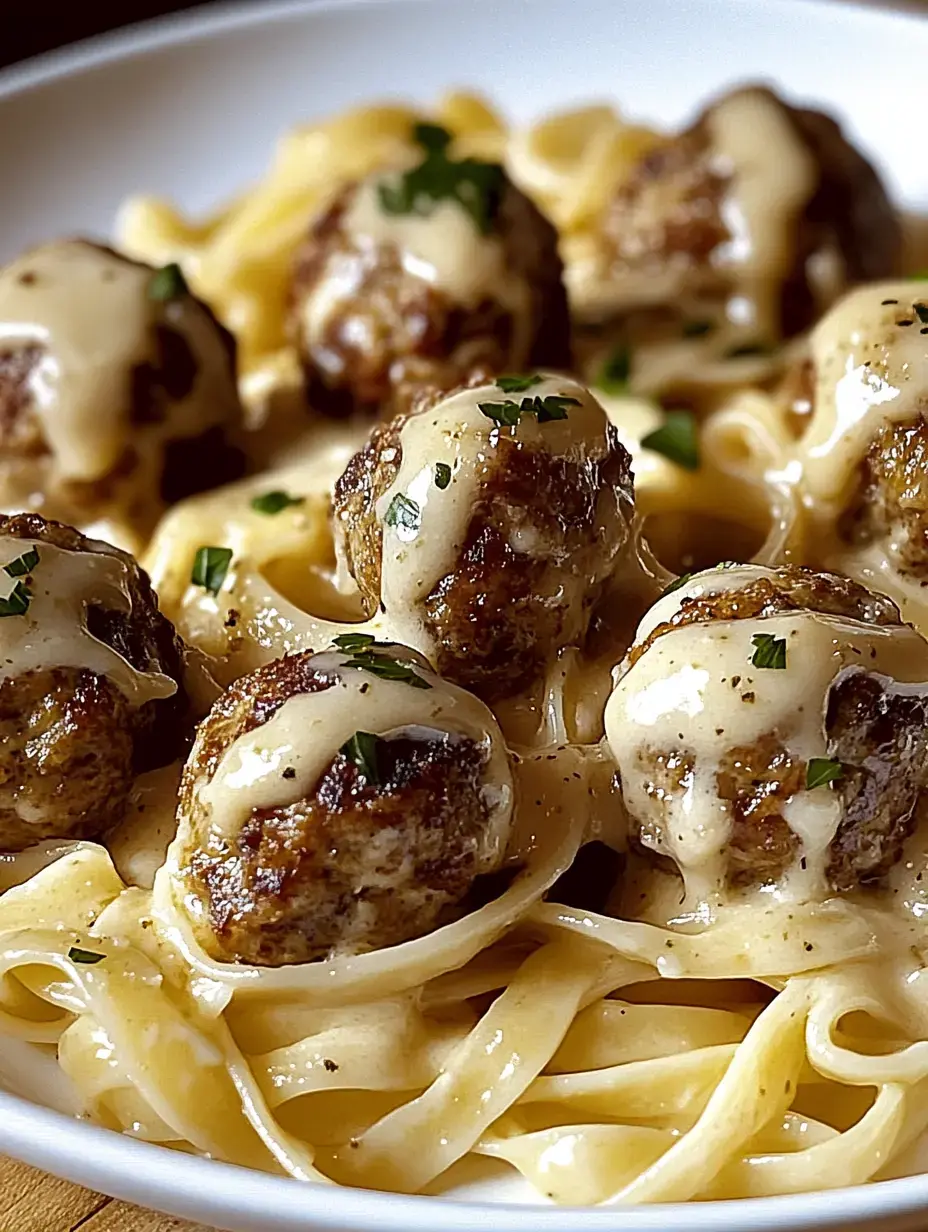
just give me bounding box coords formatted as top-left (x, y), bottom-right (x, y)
top-left (662, 572), bottom-right (694, 598)
top-left (377, 121), bottom-right (505, 235)
top-left (914, 303), bottom-right (928, 326)
top-left (148, 262), bottom-right (189, 301)
top-left (751, 632), bottom-right (787, 670)
top-left (68, 946), bottom-right (105, 965)
top-left (384, 493), bottom-right (421, 532)
top-left (434, 462), bottom-right (452, 490)
top-left (340, 731), bottom-right (381, 785)
top-left (478, 394), bottom-right (579, 427)
top-left (495, 374), bottom-right (542, 394)
top-left (334, 635), bottom-right (432, 690)
top-left (191, 546), bottom-right (232, 596)
top-left (641, 410), bottom-right (700, 470)
top-left (4, 547), bottom-right (39, 578)
top-left (806, 758), bottom-right (843, 790)
top-left (333, 632), bottom-right (376, 653)
top-left (250, 490), bottom-right (305, 516)
top-left (598, 347), bottom-right (631, 394)
top-left (0, 581), bottom-right (31, 618)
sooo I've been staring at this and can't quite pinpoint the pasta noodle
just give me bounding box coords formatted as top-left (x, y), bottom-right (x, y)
top-left (1, 84), bottom-right (927, 1214)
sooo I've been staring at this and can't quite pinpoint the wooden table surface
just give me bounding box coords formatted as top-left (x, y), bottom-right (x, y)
top-left (0, 1157), bottom-right (214, 1232)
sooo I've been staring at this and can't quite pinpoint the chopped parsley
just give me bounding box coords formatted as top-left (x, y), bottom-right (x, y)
top-left (384, 492), bottom-right (421, 532)
top-left (333, 634), bottom-right (432, 690)
top-left (661, 571), bottom-right (694, 598)
top-left (598, 347), bottom-right (631, 394)
top-left (4, 547), bottom-right (39, 578)
top-left (751, 632), bottom-right (787, 670)
top-left (478, 394), bottom-right (579, 427)
top-left (495, 374), bottom-right (542, 394)
top-left (806, 758), bottom-right (843, 790)
top-left (0, 581), bottom-right (31, 617)
top-left (340, 731), bottom-right (381, 784)
top-left (68, 946), bottom-right (105, 965)
top-left (191, 546), bottom-right (232, 596)
top-left (434, 462), bottom-right (452, 490)
top-left (148, 261), bottom-right (189, 301)
top-left (641, 410), bottom-right (700, 470)
top-left (377, 121), bottom-right (506, 235)
top-left (915, 303), bottom-right (928, 326)
top-left (682, 319), bottom-right (714, 338)
top-left (250, 490), bottom-right (305, 516)
top-left (910, 271), bottom-right (928, 281)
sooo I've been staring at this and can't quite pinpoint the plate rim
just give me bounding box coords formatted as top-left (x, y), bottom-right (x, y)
top-left (2, 0), bottom-right (928, 1227)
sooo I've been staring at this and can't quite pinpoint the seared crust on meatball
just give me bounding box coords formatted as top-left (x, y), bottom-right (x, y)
top-left (596, 84), bottom-right (898, 337)
top-left (290, 174), bottom-right (571, 419)
top-left (623, 566), bottom-right (925, 892)
top-left (0, 514), bottom-right (188, 851)
top-left (840, 417), bottom-right (928, 574)
top-left (0, 240), bottom-right (244, 537)
top-left (179, 651), bottom-right (505, 966)
top-left (334, 385), bottom-right (635, 702)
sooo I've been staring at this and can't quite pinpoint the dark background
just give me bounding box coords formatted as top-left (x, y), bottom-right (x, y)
top-left (1, 3), bottom-right (210, 69)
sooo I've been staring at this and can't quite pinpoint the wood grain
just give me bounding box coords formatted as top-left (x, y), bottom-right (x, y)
top-left (0, 1158), bottom-right (214, 1232)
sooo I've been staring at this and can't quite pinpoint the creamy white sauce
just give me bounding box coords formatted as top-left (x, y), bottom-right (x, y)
top-left (0, 535), bottom-right (175, 705)
top-left (0, 240), bottom-right (239, 529)
top-left (303, 179), bottom-right (531, 362)
top-left (357, 375), bottom-right (623, 661)
top-left (605, 565), bottom-right (928, 910)
top-left (195, 648), bottom-right (513, 858)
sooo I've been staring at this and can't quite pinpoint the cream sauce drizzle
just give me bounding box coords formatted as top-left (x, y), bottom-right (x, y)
top-left (605, 565), bottom-right (928, 910)
top-left (196, 649), bottom-right (513, 855)
top-left (0, 535), bottom-right (175, 705)
top-left (0, 239), bottom-right (237, 484)
top-left (366, 375), bottom-right (620, 659)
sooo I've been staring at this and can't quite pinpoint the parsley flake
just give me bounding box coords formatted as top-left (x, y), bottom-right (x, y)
top-left (495, 374), bottom-right (542, 394)
top-left (751, 632), bottom-right (787, 670)
top-left (340, 731), bottom-right (381, 784)
top-left (598, 347), bottom-right (631, 394)
top-left (478, 394), bottom-right (579, 427)
top-left (806, 758), bottom-right (843, 790)
top-left (334, 635), bottom-right (432, 690)
top-left (68, 946), bottom-right (105, 965)
top-left (333, 632), bottom-right (376, 653)
top-left (191, 546), bottom-right (232, 596)
top-left (641, 410), bottom-right (700, 470)
top-left (4, 547), bottom-right (39, 578)
top-left (251, 490), bottom-right (305, 516)
top-left (377, 121), bottom-right (505, 235)
top-left (0, 581), bottom-right (30, 618)
top-left (148, 262), bottom-right (189, 301)
top-left (662, 572), bottom-right (694, 598)
top-left (915, 303), bottom-right (928, 326)
top-left (384, 493), bottom-right (421, 532)
top-left (434, 462), bottom-right (452, 490)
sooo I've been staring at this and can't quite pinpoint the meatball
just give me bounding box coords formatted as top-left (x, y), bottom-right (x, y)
top-left (793, 281), bottom-right (928, 583)
top-left (174, 644), bottom-right (514, 966)
top-left (289, 125), bottom-right (571, 419)
top-left (605, 563), bottom-right (928, 906)
top-left (0, 513), bottom-right (188, 851)
top-left (0, 240), bottom-right (244, 545)
top-left (574, 84), bottom-right (899, 365)
top-left (333, 374), bottom-right (636, 703)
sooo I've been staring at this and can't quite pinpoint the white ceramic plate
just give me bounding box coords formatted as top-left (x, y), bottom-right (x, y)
top-left (2, 1), bottom-right (928, 1229)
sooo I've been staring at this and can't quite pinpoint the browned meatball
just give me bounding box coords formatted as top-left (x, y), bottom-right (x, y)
top-left (576, 84), bottom-right (899, 360)
top-left (606, 563), bottom-right (928, 903)
top-left (290, 125), bottom-right (571, 419)
top-left (0, 240), bottom-right (244, 543)
top-left (793, 281), bottom-right (928, 579)
top-left (174, 646), bottom-right (514, 966)
top-left (0, 514), bottom-right (188, 851)
top-left (333, 375), bottom-right (635, 703)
